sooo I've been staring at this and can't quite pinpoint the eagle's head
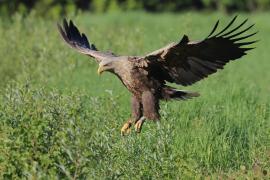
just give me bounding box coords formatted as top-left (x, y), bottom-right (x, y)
top-left (97, 59), bottom-right (117, 75)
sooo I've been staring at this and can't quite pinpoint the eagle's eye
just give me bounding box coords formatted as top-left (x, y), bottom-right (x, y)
top-left (105, 62), bottom-right (113, 67)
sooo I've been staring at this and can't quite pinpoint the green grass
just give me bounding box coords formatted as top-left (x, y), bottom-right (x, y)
top-left (0, 12), bottom-right (269, 179)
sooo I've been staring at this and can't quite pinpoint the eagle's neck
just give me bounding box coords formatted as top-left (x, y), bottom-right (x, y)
top-left (111, 58), bottom-right (132, 77)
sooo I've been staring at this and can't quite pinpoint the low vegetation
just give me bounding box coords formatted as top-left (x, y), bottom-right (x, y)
top-left (0, 12), bottom-right (269, 178)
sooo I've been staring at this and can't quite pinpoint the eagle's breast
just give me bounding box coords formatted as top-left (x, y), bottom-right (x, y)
top-left (115, 58), bottom-right (151, 98)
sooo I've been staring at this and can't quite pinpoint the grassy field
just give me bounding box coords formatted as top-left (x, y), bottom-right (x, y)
top-left (0, 12), bottom-right (269, 179)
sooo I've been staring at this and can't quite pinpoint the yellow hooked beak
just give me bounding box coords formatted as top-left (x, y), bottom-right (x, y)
top-left (97, 65), bottom-right (105, 75)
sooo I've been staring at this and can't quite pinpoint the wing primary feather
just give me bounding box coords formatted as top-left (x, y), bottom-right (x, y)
top-left (91, 44), bottom-right (97, 50)
top-left (235, 40), bottom-right (259, 47)
top-left (69, 20), bottom-right (81, 41)
top-left (179, 35), bottom-right (189, 44)
top-left (225, 24), bottom-right (255, 39)
top-left (206, 20), bottom-right (219, 38)
top-left (57, 23), bottom-right (71, 44)
top-left (240, 47), bottom-right (255, 51)
top-left (231, 31), bottom-right (258, 42)
top-left (221, 18), bottom-right (248, 37)
top-left (213, 15), bottom-right (238, 37)
top-left (81, 33), bottom-right (91, 49)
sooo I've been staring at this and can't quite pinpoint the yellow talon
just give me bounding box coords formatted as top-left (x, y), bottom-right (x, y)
top-left (121, 121), bottom-right (132, 136)
top-left (134, 117), bottom-right (145, 133)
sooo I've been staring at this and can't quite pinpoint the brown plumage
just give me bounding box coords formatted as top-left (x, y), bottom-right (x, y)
top-left (57, 16), bottom-right (257, 135)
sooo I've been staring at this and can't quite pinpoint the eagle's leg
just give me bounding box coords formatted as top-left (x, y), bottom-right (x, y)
top-left (134, 91), bottom-right (160, 133)
top-left (142, 91), bottom-right (160, 120)
top-left (121, 96), bottom-right (142, 136)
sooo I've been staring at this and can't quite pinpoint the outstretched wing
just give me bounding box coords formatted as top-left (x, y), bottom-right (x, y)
top-left (57, 19), bottom-right (116, 63)
top-left (143, 16), bottom-right (258, 86)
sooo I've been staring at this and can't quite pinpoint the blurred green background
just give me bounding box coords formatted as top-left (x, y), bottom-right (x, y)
top-left (1, 0), bottom-right (270, 18)
top-left (0, 0), bottom-right (270, 179)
